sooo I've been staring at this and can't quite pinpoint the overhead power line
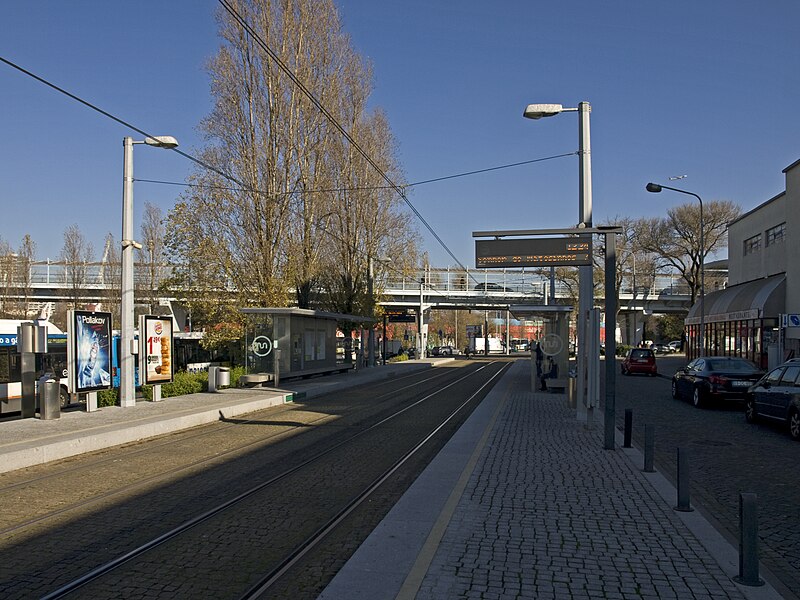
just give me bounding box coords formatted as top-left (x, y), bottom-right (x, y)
top-left (0, 54), bottom-right (465, 298)
top-left (134, 151), bottom-right (575, 195)
top-left (216, 0), bottom-right (471, 273)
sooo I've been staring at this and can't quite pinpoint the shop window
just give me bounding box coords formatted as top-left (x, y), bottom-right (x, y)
top-left (765, 223), bottom-right (785, 247)
top-left (743, 234), bottom-right (761, 256)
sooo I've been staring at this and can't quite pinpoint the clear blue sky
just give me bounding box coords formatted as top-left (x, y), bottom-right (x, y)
top-left (2, 1), bottom-right (798, 268)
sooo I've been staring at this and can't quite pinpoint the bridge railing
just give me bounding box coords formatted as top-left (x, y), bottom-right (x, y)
top-left (19, 261), bottom-right (692, 301)
top-left (383, 268), bottom-right (690, 299)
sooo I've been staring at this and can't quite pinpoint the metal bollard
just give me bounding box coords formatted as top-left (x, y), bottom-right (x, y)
top-left (674, 448), bottom-right (693, 512)
top-left (623, 409), bottom-right (633, 448)
top-left (735, 493), bottom-right (764, 586)
top-left (643, 424), bottom-right (655, 473)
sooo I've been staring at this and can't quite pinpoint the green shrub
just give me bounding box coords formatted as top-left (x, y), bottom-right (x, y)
top-left (230, 366), bottom-right (246, 387)
top-left (388, 354), bottom-right (409, 363)
top-left (139, 366), bottom-right (246, 399)
top-left (97, 388), bottom-right (119, 407)
top-left (141, 370), bottom-right (206, 400)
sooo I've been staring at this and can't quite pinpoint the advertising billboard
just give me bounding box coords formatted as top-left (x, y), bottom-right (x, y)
top-left (71, 310), bottom-right (113, 393)
top-left (140, 316), bottom-right (174, 385)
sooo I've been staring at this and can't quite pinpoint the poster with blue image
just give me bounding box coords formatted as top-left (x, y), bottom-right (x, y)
top-left (73, 310), bottom-right (112, 393)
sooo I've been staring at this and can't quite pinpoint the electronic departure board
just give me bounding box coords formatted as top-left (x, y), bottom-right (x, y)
top-left (475, 237), bottom-right (592, 268)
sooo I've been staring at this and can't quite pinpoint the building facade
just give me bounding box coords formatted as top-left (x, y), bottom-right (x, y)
top-left (685, 158), bottom-right (800, 367)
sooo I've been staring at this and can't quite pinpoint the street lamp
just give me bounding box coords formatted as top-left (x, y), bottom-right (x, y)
top-left (367, 255), bottom-right (392, 367)
top-left (646, 182), bottom-right (705, 356)
top-left (524, 102), bottom-right (595, 417)
top-left (120, 135), bottom-right (178, 408)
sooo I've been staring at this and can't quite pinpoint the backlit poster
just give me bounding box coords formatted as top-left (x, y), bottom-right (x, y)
top-left (141, 316), bottom-right (174, 384)
top-left (72, 310), bottom-right (112, 393)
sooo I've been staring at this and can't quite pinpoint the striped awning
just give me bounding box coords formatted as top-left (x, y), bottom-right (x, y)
top-left (685, 274), bottom-right (785, 325)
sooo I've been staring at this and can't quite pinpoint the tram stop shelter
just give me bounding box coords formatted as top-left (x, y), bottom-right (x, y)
top-left (509, 304), bottom-right (573, 395)
top-left (239, 307), bottom-right (373, 385)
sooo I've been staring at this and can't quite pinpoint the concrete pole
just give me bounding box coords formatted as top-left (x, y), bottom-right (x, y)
top-left (699, 198), bottom-right (705, 356)
top-left (506, 309), bottom-right (510, 356)
top-left (604, 230), bottom-right (618, 450)
top-left (120, 137), bottom-right (136, 408)
top-left (368, 257), bottom-right (375, 367)
top-left (577, 101), bottom-right (594, 418)
top-left (418, 278), bottom-right (424, 358)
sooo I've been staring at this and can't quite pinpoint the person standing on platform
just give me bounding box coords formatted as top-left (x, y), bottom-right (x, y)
top-left (534, 341), bottom-right (543, 377)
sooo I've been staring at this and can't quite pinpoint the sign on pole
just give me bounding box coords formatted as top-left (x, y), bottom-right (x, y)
top-left (140, 316), bottom-right (174, 385)
top-left (385, 310), bottom-right (416, 323)
top-left (475, 237), bottom-right (592, 268)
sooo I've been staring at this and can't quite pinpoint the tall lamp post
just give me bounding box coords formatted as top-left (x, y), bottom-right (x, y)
top-left (120, 135), bottom-right (178, 408)
top-left (524, 102), bottom-right (594, 417)
top-left (646, 182), bottom-right (705, 356)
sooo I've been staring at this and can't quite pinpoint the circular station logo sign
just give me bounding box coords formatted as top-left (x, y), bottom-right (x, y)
top-left (251, 336), bottom-right (273, 357)
top-left (540, 333), bottom-right (563, 356)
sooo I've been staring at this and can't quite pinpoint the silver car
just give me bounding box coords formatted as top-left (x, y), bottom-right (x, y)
top-left (746, 358), bottom-right (800, 440)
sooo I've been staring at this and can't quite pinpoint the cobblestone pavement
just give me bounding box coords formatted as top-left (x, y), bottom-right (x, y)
top-left (614, 355), bottom-right (800, 600)
top-left (324, 360), bottom-right (780, 599)
top-left (413, 362), bottom-right (746, 599)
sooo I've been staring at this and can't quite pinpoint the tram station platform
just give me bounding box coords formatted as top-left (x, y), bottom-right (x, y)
top-left (0, 358), bottom-right (446, 475)
top-left (0, 358), bottom-right (787, 599)
top-left (320, 360), bottom-right (785, 600)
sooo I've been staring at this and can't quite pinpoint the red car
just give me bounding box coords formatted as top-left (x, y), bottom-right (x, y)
top-left (621, 348), bottom-right (657, 376)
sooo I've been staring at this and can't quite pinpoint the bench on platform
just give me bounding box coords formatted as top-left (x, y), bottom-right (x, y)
top-left (239, 373), bottom-right (273, 387)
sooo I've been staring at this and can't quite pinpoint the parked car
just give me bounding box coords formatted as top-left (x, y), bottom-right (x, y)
top-left (652, 343), bottom-right (672, 354)
top-left (672, 356), bottom-right (764, 408)
top-left (745, 358), bottom-right (800, 440)
top-left (621, 348), bottom-right (657, 376)
top-left (668, 340), bottom-right (682, 352)
top-left (430, 346), bottom-right (455, 356)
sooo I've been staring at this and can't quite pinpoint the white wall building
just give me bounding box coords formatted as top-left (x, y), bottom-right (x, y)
top-left (687, 158), bottom-right (799, 367)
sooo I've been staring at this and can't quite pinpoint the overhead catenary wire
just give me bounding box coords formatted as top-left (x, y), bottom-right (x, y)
top-left (0, 56), bottom-right (480, 302)
top-left (216, 0), bottom-right (468, 274)
top-left (0, 53), bottom-right (557, 299)
top-left (134, 151), bottom-right (575, 196)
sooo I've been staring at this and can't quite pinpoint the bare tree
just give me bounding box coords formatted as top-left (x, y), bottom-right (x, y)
top-left (100, 233), bottom-right (121, 324)
top-left (167, 0), bottom-right (418, 337)
top-left (16, 235), bottom-right (36, 318)
top-left (137, 202), bottom-right (166, 313)
top-left (60, 224), bottom-right (94, 310)
top-left (0, 237), bottom-right (14, 317)
top-left (635, 200), bottom-right (741, 305)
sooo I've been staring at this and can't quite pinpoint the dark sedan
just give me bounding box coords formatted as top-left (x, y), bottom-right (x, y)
top-left (745, 359), bottom-right (800, 440)
top-left (671, 356), bottom-right (764, 408)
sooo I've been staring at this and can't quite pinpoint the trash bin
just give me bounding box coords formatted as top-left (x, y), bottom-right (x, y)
top-left (217, 367), bottom-right (230, 388)
top-left (38, 375), bottom-right (61, 420)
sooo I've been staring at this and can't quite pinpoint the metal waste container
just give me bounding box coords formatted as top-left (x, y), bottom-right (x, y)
top-left (209, 366), bottom-right (231, 393)
top-left (217, 367), bottom-right (230, 388)
top-left (38, 375), bottom-right (61, 420)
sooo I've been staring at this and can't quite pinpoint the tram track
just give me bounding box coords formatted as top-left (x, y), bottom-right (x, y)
top-left (0, 366), bottom-right (458, 537)
top-left (0, 363), bottom-right (510, 598)
top-left (0, 364), bottom-right (445, 495)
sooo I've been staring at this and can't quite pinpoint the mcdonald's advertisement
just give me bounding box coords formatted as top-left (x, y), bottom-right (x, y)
top-left (140, 316), bottom-right (174, 385)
